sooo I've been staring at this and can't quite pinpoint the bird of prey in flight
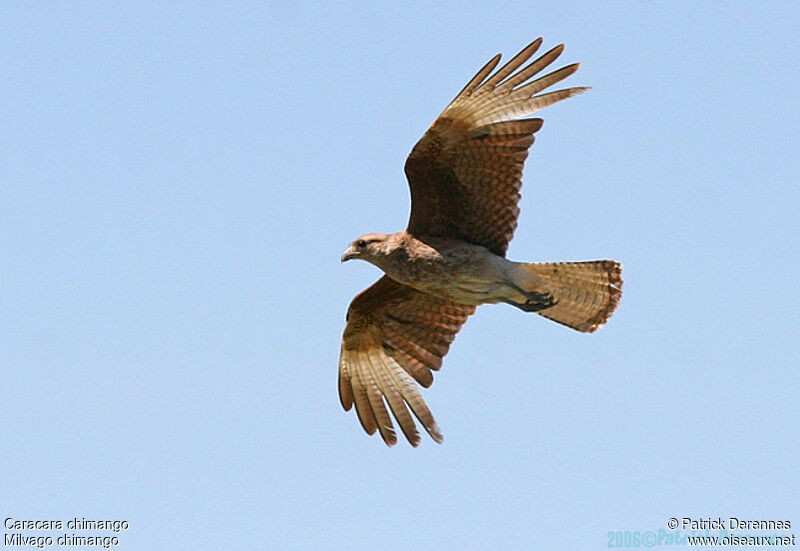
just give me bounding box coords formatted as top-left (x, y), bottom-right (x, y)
top-left (339, 38), bottom-right (622, 446)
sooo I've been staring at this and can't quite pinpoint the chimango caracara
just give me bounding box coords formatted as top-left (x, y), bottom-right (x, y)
top-left (339, 38), bottom-right (622, 446)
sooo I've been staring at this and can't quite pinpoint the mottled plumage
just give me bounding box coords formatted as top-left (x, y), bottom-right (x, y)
top-left (339, 38), bottom-right (622, 446)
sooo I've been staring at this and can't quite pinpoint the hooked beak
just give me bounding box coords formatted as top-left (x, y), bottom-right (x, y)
top-left (341, 247), bottom-right (358, 262)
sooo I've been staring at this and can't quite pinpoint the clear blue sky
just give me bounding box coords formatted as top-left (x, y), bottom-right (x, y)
top-left (2, 2), bottom-right (799, 549)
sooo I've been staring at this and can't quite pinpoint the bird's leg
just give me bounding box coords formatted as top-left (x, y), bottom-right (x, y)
top-left (501, 281), bottom-right (559, 312)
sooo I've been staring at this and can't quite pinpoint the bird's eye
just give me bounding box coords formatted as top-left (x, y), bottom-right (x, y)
top-left (357, 240), bottom-right (367, 248)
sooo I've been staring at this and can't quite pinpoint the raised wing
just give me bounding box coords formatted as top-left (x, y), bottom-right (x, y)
top-left (404, 38), bottom-right (588, 256)
top-left (339, 276), bottom-right (475, 446)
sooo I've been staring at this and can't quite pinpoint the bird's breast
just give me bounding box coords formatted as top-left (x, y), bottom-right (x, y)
top-left (381, 239), bottom-right (511, 305)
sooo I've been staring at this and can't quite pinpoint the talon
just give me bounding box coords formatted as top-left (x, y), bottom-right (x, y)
top-left (521, 291), bottom-right (558, 312)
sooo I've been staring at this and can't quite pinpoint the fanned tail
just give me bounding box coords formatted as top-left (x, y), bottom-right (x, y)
top-left (513, 260), bottom-right (623, 332)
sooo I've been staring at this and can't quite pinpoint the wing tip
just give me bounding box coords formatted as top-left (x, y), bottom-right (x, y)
top-left (553, 43), bottom-right (566, 55)
top-left (427, 423), bottom-right (444, 444)
top-left (521, 37), bottom-right (544, 56)
top-left (380, 427), bottom-right (399, 447)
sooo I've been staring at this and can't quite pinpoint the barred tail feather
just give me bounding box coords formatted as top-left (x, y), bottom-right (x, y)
top-left (515, 260), bottom-right (622, 332)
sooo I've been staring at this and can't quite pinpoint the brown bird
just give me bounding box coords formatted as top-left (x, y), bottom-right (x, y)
top-left (339, 38), bottom-right (622, 446)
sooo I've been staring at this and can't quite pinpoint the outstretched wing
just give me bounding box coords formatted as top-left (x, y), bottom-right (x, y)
top-left (339, 276), bottom-right (475, 446)
top-left (404, 38), bottom-right (588, 256)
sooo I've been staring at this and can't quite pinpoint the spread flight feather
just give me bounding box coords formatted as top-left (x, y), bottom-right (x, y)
top-left (339, 38), bottom-right (622, 446)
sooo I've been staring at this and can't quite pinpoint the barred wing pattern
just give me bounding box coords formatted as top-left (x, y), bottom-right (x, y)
top-left (405, 38), bottom-right (587, 256)
top-left (339, 276), bottom-right (475, 446)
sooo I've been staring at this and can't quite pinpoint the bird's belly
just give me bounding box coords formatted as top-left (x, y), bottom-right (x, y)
top-left (403, 272), bottom-right (507, 305)
top-left (438, 280), bottom-right (505, 305)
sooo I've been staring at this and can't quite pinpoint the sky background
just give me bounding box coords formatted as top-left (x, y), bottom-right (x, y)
top-left (2, 2), bottom-right (799, 549)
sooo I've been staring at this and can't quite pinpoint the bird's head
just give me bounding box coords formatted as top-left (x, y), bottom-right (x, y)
top-left (341, 233), bottom-right (390, 264)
